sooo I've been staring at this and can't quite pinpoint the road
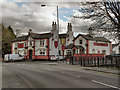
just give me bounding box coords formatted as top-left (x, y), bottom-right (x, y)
top-left (2, 61), bottom-right (119, 89)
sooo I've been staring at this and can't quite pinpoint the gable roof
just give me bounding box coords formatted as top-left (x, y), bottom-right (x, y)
top-left (73, 34), bottom-right (93, 41)
top-left (12, 35), bottom-right (27, 42)
top-left (73, 34), bottom-right (111, 42)
top-left (31, 33), bottom-right (53, 39)
top-left (65, 43), bottom-right (84, 50)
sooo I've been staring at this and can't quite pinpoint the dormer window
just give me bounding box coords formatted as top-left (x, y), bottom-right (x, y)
top-left (79, 40), bottom-right (82, 44)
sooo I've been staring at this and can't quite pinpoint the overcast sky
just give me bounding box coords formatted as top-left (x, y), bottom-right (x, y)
top-left (1, 0), bottom-right (94, 36)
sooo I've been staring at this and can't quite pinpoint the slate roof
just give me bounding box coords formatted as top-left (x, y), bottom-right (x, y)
top-left (73, 34), bottom-right (111, 42)
top-left (12, 36), bottom-right (28, 42)
top-left (12, 32), bottom-right (53, 42)
top-left (31, 33), bottom-right (53, 39)
top-left (93, 37), bottom-right (111, 42)
top-left (59, 34), bottom-right (68, 38)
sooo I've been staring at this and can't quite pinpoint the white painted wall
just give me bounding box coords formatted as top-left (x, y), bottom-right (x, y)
top-left (35, 39), bottom-right (47, 56)
top-left (49, 37), bottom-right (58, 56)
top-left (74, 36), bottom-right (87, 54)
top-left (89, 41), bottom-right (111, 55)
top-left (74, 35), bottom-right (111, 55)
top-left (12, 41), bottom-right (27, 56)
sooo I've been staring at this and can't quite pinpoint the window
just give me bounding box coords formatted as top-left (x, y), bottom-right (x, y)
top-left (40, 49), bottom-right (45, 55)
top-left (79, 40), bottom-right (82, 44)
top-left (40, 39), bottom-right (44, 47)
top-left (15, 50), bottom-right (17, 54)
top-left (30, 41), bottom-right (32, 46)
top-left (80, 49), bottom-right (84, 54)
top-left (92, 49), bottom-right (95, 53)
top-left (67, 50), bottom-right (72, 56)
top-left (76, 49), bottom-right (78, 54)
top-left (102, 50), bottom-right (106, 54)
top-left (59, 50), bottom-right (61, 56)
top-left (24, 42), bottom-right (27, 47)
top-left (15, 43), bottom-right (18, 48)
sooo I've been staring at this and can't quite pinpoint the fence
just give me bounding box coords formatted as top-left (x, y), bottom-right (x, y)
top-left (65, 54), bottom-right (120, 68)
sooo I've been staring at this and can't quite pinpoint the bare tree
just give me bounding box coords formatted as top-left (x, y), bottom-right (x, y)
top-left (72, 0), bottom-right (120, 54)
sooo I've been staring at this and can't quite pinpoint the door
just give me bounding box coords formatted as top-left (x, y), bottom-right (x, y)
top-left (29, 50), bottom-right (32, 60)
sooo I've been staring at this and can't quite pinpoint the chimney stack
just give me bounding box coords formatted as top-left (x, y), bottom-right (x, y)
top-left (16, 29), bottom-right (21, 37)
top-left (88, 27), bottom-right (95, 37)
top-left (67, 23), bottom-right (72, 31)
top-left (52, 21), bottom-right (57, 30)
top-left (28, 29), bottom-right (32, 34)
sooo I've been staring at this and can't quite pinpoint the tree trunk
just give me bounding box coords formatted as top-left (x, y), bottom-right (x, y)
top-left (118, 28), bottom-right (120, 54)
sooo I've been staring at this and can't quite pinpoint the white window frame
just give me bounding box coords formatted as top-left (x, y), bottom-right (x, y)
top-left (15, 42), bottom-right (18, 48)
top-left (40, 39), bottom-right (44, 47)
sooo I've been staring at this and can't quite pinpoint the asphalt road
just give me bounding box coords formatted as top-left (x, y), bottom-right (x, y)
top-left (2, 61), bottom-right (119, 89)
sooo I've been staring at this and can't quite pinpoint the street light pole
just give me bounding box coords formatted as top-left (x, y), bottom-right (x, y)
top-left (41, 5), bottom-right (59, 62)
top-left (56, 6), bottom-right (60, 62)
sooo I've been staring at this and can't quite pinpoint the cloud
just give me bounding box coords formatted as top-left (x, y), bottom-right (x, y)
top-left (2, 1), bottom-right (93, 36)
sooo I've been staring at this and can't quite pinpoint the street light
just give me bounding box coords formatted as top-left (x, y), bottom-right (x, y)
top-left (41, 4), bottom-right (60, 62)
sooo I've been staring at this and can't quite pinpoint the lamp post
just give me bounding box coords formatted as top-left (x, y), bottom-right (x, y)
top-left (41, 4), bottom-right (59, 62)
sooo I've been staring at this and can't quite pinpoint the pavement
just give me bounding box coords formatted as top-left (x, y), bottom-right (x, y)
top-left (81, 67), bottom-right (119, 75)
top-left (59, 61), bottom-right (119, 75)
top-left (2, 61), bottom-right (120, 89)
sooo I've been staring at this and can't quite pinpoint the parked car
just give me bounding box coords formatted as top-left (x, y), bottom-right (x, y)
top-left (4, 54), bottom-right (25, 62)
top-left (50, 55), bottom-right (64, 61)
top-left (50, 55), bottom-right (59, 61)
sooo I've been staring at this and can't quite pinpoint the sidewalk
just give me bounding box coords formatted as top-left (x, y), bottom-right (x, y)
top-left (59, 61), bottom-right (120, 75)
top-left (81, 66), bottom-right (119, 75)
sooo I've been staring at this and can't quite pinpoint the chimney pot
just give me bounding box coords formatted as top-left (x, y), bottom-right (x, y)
top-left (52, 21), bottom-right (54, 25)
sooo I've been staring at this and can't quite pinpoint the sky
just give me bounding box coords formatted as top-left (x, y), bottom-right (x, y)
top-left (1, 0), bottom-right (94, 36)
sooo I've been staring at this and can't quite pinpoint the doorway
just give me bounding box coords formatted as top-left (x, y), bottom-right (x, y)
top-left (29, 50), bottom-right (32, 60)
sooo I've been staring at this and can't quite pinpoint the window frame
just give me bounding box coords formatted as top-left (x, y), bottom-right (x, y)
top-left (79, 39), bottom-right (82, 44)
top-left (40, 39), bottom-right (44, 47)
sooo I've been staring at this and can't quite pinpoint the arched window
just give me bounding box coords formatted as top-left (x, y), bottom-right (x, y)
top-left (92, 49), bottom-right (95, 53)
top-left (102, 50), bottom-right (106, 54)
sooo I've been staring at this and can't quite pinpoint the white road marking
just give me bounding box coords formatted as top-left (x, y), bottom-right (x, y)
top-left (92, 80), bottom-right (120, 89)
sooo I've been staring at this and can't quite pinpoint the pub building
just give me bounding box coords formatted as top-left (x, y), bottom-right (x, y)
top-left (11, 22), bottom-right (112, 60)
